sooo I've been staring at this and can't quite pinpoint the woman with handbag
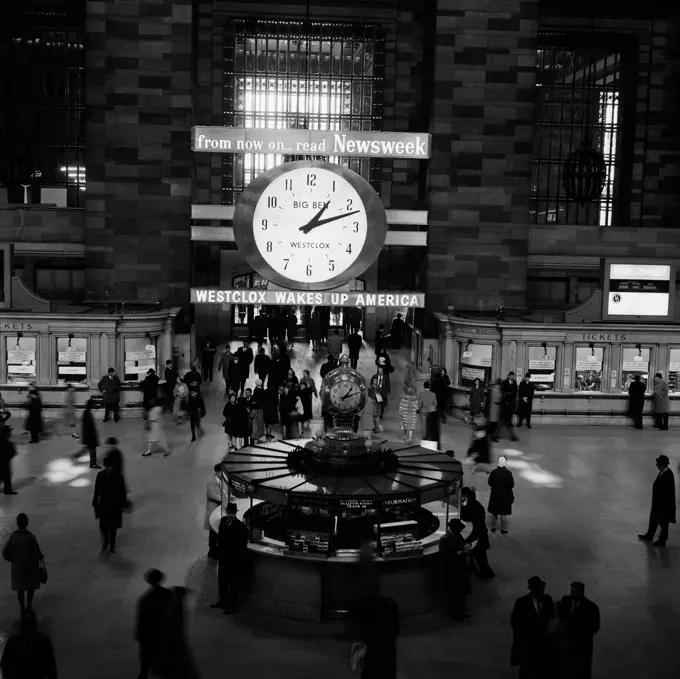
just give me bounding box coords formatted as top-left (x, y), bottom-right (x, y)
top-left (2, 512), bottom-right (46, 618)
top-left (92, 458), bottom-right (129, 554)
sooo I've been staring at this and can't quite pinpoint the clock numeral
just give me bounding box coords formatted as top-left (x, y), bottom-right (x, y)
top-left (346, 198), bottom-right (353, 211)
top-left (346, 244), bottom-right (352, 255)
top-left (328, 260), bottom-right (335, 272)
top-left (268, 196), bottom-right (278, 208)
top-left (307, 174), bottom-right (316, 187)
top-left (266, 241), bottom-right (273, 252)
top-left (283, 259), bottom-right (289, 270)
top-left (306, 264), bottom-right (312, 277)
top-left (284, 179), bottom-right (293, 190)
top-left (261, 219), bottom-right (268, 230)
top-left (352, 221), bottom-right (358, 233)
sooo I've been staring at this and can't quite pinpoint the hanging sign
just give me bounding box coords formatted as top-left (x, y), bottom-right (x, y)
top-left (58, 366), bottom-right (87, 375)
top-left (622, 361), bottom-right (648, 371)
top-left (7, 350), bottom-right (34, 362)
top-left (126, 350), bottom-right (155, 361)
top-left (8, 365), bottom-right (35, 374)
top-left (59, 351), bottom-right (86, 363)
top-left (529, 360), bottom-right (555, 371)
top-left (461, 367), bottom-right (486, 381)
top-left (576, 361), bottom-right (601, 371)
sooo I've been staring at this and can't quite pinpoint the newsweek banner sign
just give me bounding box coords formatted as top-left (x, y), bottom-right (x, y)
top-left (191, 288), bottom-right (425, 308)
top-left (192, 127), bottom-right (431, 160)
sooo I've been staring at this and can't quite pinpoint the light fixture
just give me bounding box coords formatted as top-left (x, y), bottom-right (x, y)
top-left (542, 342), bottom-right (548, 357)
top-left (67, 334), bottom-right (73, 348)
top-left (588, 343), bottom-right (598, 361)
top-left (634, 344), bottom-right (643, 362)
top-left (462, 341), bottom-right (472, 359)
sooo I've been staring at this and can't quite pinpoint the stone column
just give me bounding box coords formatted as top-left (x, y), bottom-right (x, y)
top-left (38, 333), bottom-right (50, 385)
top-left (100, 333), bottom-right (109, 378)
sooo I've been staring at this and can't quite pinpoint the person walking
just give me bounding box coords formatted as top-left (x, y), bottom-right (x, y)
top-left (205, 464), bottom-right (223, 559)
top-left (628, 374), bottom-right (646, 429)
top-left (253, 311), bottom-right (267, 349)
top-left (279, 383), bottom-right (301, 439)
top-left (103, 437), bottom-right (127, 486)
top-left (285, 310), bottom-right (298, 348)
top-left (158, 586), bottom-right (200, 679)
top-left (24, 387), bottom-right (43, 444)
top-left (653, 372), bottom-right (669, 430)
top-left (187, 388), bottom-right (205, 442)
top-left (460, 487), bottom-right (494, 578)
top-left (466, 417), bottom-right (492, 487)
top-left (510, 576), bottom-right (557, 679)
top-left (298, 371), bottom-right (317, 428)
top-left (211, 502), bottom-right (249, 614)
top-left (236, 341), bottom-right (254, 395)
top-left (140, 369), bottom-right (160, 417)
top-left (439, 519), bottom-right (471, 622)
top-left (390, 313), bottom-right (405, 350)
top-left (327, 328), bottom-right (343, 361)
top-left (638, 454), bottom-right (676, 547)
top-left (254, 347), bottom-right (270, 386)
top-left (368, 376), bottom-right (385, 434)
top-left (0, 613), bottom-right (58, 679)
top-left (173, 376), bottom-right (189, 425)
top-left (248, 381), bottom-right (266, 443)
top-left (63, 384), bottom-right (79, 438)
top-left (135, 569), bottom-right (174, 679)
top-left (468, 377), bottom-right (485, 423)
top-left (488, 455), bottom-right (514, 533)
top-left (99, 367), bottom-right (121, 422)
top-left (487, 378), bottom-right (502, 441)
top-left (361, 596), bottom-right (400, 679)
top-left (92, 458), bottom-right (128, 554)
top-left (373, 366), bottom-right (391, 418)
top-left (2, 513), bottom-right (45, 619)
top-left (163, 359), bottom-right (178, 412)
top-left (0, 425), bottom-right (18, 495)
top-left (81, 398), bottom-right (101, 469)
top-left (397, 386), bottom-right (418, 442)
top-left (500, 372), bottom-right (519, 441)
top-left (319, 355), bottom-right (337, 381)
top-left (374, 324), bottom-right (387, 356)
top-left (347, 328), bottom-right (362, 369)
top-left (433, 368), bottom-right (451, 422)
top-left (217, 345), bottom-right (234, 391)
top-left (517, 373), bottom-right (535, 428)
top-left (417, 381), bottom-right (438, 440)
top-left (183, 365), bottom-right (203, 392)
top-left (557, 582), bottom-right (600, 679)
top-left (223, 392), bottom-right (249, 451)
top-left (201, 338), bottom-right (217, 382)
top-left (143, 399), bottom-right (170, 457)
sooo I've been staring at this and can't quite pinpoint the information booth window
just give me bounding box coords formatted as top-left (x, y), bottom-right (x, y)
top-left (527, 346), bottom-right (557, 391)
top-left (620, 347), bottom-right (650, 391)
top-left (124, 338), bottom-right (157, 384)
top-left (574, 346), bottom-right (603, 391)
top-left (459, 343), bottom-right (493, 387)
top-left (6, 336), bottom-right (37, 384)
top-left (57, 337), bottom-right (87, 384)
top-left (669, 349), bottom-right (680, 393)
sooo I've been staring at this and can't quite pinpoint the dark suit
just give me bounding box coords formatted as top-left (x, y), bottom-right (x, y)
top-left (135, 584), bottom-right (175, 679)
top-left (628, 380), bottom-right (646, 429)
top-left (461, 499), bottom-right (493, 577)
top-left (140, 373), bottom-right (160, 413)
top-left (646, 467), bottom-right (677, 543)
top-left (517, 380), bottom-right (535, 427)
top-left (347, 332), bottom-right (362, 369)
top-left (98, 374), bottom-right (121, 422)
top-left (557, 595), bottom-right (600, 679)
top-left (511, 593), bottom-right (556, 679)
top-left (217, 517), bottom-right (249, 611)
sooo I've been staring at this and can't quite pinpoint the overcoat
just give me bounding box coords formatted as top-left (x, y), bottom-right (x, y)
top-left (2, 529), bottom-right (44, 592)
top-left (654, 378), bottom-right (670, 413)
top-left (92, 468), bottom-right (128, 531)
top-left (98, 374), bottom-right (121, 407)
top-left (651, 468), bottom-right (676, 523)
top-left (488, 466), bottom-right (515, 516)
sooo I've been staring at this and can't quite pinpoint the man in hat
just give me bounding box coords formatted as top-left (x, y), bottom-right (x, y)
top-left (439, 518), bottom-right (471, 621)
top-left (98, 367), bottom-right (121, 423)
top-left (639, 454), bottom-right (676, 547)
top-left (557, 581), bottom-right (600, 679)
top-left (140, 368), bottom-right (160, 417)
top-left (510, 576), bottom-right (556, 678)
top-left (211, 502), bottom-right (249, 614)
top-left (460, 487), bottom-right (495, 578)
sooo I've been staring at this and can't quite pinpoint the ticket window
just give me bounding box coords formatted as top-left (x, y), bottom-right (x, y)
top-left (669, 349), bottom-right (680, 393)
top-left (620, 347), bottom-right (650, 392)
top-left (527, 346), bottom-right (557, 391)
top-left (6, 335), bottom-right (37, 385)
top-left (57, 337), bottom-right (87, 384)
top-left (574, 346), bottom-right (603, 392)
top-left (458, 343), bottom-right (493, 388)
top-left (124, 337), bottom-right (157, 384)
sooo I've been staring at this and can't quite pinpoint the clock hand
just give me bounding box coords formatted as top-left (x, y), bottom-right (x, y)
top-left (298, 201), bottom-right (330, 234)
top-left (341, 389), bottom-right (357, 401)
top-left (300, 210), bottom-right (362, 234)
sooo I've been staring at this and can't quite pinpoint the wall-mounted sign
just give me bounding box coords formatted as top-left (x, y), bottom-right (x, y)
top-left (192, 288), bottom-right (425, 308)
top-left (456, 326), bottom-right (498, 336)
top-left (58, 366), bottom-right (87, 375)
top-left (622, 361), bottom-right (648, 371)
top-left (576, 361), bottom-right (602, 371)
top-left (603, 259), bottom-right (676, 321)
top-left (0, 321), bottom-right (44, 331)
top-left (192, 127), bottom-right (431, 160)
top-left (7, 350), bottom-right (35, 362)
top-left (58, 351), bottom-right (86, 363)
top-left (529, 360), bottom-right (555, 371)
top-left (461, 366), bottom-right (486, 381)
top-left (126, 350), bottom-right (155, 361)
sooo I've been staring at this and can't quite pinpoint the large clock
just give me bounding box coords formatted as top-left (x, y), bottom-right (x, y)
top-left (233, 160), bottom-right (387, 291)
top-left (319, 355), bottom-right (368, 420)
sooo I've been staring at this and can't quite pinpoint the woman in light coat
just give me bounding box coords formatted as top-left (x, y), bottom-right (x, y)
top-left (397, 386), bottom-right (418, 441)
top-left (143, 398), bottom-right (170, 457)
top-left (173, 376), bottom-right (189, 425)
top-left (2, 513), bottom-right (44, 618)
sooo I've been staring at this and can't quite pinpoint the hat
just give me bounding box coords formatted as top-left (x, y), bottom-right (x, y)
top-left (255, 379), bottom-right (263, 387)
top-left (226, 502), bottom-right (238, 514)
top-left (447, 519), bottom-right (465, 533)
top-left (656, 455), bottom-right (670, 467)
top-left (527, 576), bottom-right (546, 589)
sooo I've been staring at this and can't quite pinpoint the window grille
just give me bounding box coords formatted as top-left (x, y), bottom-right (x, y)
top-left (0, 10), bottom-right (85, 207)
top-left (531, 33), bottom-right (633, 226)
top-left (223, 20), bottom-right (384, 205)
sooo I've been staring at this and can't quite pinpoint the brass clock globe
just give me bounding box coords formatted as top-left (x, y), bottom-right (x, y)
top-left (319, 354), bottom-right (367, 436)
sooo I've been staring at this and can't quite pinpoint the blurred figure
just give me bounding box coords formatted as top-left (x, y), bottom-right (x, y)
top-left (24, 387), bottom-right (43, 444)
top-left (140, 369), bottom-right (160, 417)
top-left (653, 372), bottom-right (669, 430)
top-left (499, 372), bottom-right (519, 442)
top-left (80, 398), bottom-right (100, 469)
top-left (2, 513), bottom-right (44, 618)
top-left (361, 596), bottom-right (400, 679)
top-left (163, 359), bottom-right (178, 412)
top-left (92, 457), bottom-right (128, 554)
top-left (211, 503), bottom-right (248, 614)
top-left (461, 488), bottom-right (494, 578)
top-left (201, 338), bottom-right (217, 382)
top-left (397, 386), bottom-right (418, 442)
top-left (0, 424), bottom-right (18, 494)
top-left (486, 379), bottom-right (502, 442)
top-left (205, 464), bottom-right (223, 559)
top-left (628, 374), bottom-right (645, 430)
top-left (254, 347), bottom-right (270, 386)
top-left (417, 381), bottom-right (437, 440)
top-left (0, 613), bottom-right (57, 679)
top-left (173, 376), bottom-right (189, 425)
top-left (217, 345), bottom-right (234, 392)
top-left (390, 313), bottom-right (404, 350)
top-left (135, 569), bottom-right (174, 679)
top-left (279, 383), bottom-right (301, 439)
top-left (187, 388), bottom-right (205, 443)
top-left (103, 437), bottom-right (126, 481)
top-left (368, 377), bottom-right (385, 434)
top-left (468, 377), bottom-right (485, 423)
top-left (63, 384), bottom-right (79, 438)
top-left (557, 582), bottom-right (600, 679)
top-left (143, 399), bottom-right (170, 457)
top-left (262, 384), bottom-right (279, 441)
top-left (162, 586), bottom-right (201, 679)
top-left (439, 519), bottom-right (470, 621)
top-left (327, 329), bottom-right (343, 361)
top-left (488, 455), bottom-right (514, 533)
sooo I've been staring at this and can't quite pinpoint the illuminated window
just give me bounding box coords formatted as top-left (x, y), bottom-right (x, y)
top-left (459, 343), bottom-right (492, 388)
top-left (329, 278), bottom-right (364, 327)
top-left (223, 20), bottom-right (384, 204)
top-left (574, 346), bottom-right (603, 392)
top-left (620, 347), bottom-right (650, 391)
top-left (231, 272), bottom-right (268, 326)
top-left (6, 336), bottom-right (37, 384)
top-left (57, 337), bottom-right (87, 384)
top-left (527, 346), bottom-right (557, 391)
top-left (669, 349), bottom-right (680, 393)
top-left (531, 33), bottom-right (633, 227)
top-left (124, 338), bottom-right (156, 384)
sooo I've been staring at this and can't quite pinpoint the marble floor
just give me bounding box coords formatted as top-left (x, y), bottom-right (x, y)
top-left (0, 339), bottom-right (679, 679)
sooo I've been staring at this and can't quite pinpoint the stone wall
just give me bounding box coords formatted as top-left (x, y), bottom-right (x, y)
top-left (0, 206), bottom-right (85, 243)
top-left (84, 0), bottom-right (193, 305)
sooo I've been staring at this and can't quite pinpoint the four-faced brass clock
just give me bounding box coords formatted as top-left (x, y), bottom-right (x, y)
top-left (233, 160), bottom-right (387, 291)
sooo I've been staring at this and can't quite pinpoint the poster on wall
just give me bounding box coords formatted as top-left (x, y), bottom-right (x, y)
top-left (461, 366), bottom-right (486, 382)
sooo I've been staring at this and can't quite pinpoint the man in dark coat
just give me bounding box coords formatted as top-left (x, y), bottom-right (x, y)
top-left (92, 459), bottom-right (128, 554)
top-left (98, 367), bottom-right (121, 422)
top-left (361, 596), bottom-right (400, 679)
top-left (460, 487), bottom-right (494, 578)
top-left (183, 366), bottom-right (202, 391)
top-left (319, 307), bottom-right (330, 346)
top-left (0, 613), bottom-right (58, 679)
top-left (319, 356), bottom-right (337, 381)
top-left (0, 425), bottom-right (18, 495)
top-left (211, 503), bottom-right (249, 614)
top-left (638, 454), bottom-right (676, 547)
top-left (347, 306), bottom-right (362, 334)
top-left (627, 374), bottom-right (646, 429)
top-left (374, 324), bottom-right (387, 356)
top-left (135, 569), bottom-right (174, 679)
top-left (163, 359), bottom-right (178, 412)
top-left (557, 582), bottom-right (600, 679)
top-left (253, 311), bottom-right (267, 348)
top-left (201, 338), bottom-right (217, 382)
top-left (236, 341), bottom-right (254, 395)
top-left (517, 373), bottom-right (536, 428)
top-left (390, 313), bottom-right (405, 350)
top-left (140, 369), bottom-right (160, 416)
top-left (285, 310), bottom-right (298, 347)
top-left (510, 576), bottom-right (557, 679)
top-left (254, 347), bottom-right (271, 386)
top-left (439, 519), bottom-right (470, 621)
top-left (500, 371), bottom-right (519, 441)
top-left (347, 329), bottom-right (362, 370)
top-left (81, 398), bottom-right (101, 469)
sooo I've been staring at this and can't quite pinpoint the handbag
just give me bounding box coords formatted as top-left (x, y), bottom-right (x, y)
top-left (38, 559), bottom-right (48, 585)
top-left (350, 641), bottom-right (366, 674)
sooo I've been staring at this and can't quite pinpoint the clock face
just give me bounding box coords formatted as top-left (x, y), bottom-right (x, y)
top-left (251, 167), bottom-right (368, 284)
top-left (329, 378), bottom-right (364, 413)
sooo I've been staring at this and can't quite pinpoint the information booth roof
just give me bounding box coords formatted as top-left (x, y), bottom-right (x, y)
top-left (219, 439), bottom-right (463, 507)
